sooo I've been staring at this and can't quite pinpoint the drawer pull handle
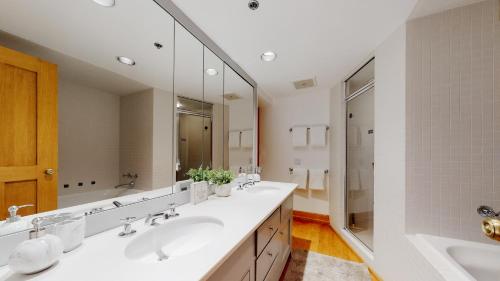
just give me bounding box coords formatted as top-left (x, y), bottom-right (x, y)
top-left (268, 226), bottom-right (274, 231)
top-left (267, 251), bottom-right (273, 257)
top-left (279, 231), bottom-right (284, 235)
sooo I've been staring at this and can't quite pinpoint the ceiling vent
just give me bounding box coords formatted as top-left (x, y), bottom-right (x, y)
top-left (293, 78), bottom-right (316, 90)
top-left (223, 93), bottom-right (242, 100)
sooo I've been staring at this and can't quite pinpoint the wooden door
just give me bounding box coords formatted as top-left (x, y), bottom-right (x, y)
top-left (0, 45), bottom-right (57, 220)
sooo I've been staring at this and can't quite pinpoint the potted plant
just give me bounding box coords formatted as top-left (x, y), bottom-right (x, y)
top-left (186, 167), bottom-right (209, 204)
top-left (208, 169), bottom-right (235, 197)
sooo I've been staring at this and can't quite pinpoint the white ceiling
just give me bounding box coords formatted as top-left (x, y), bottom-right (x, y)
top-left (171, 0), bottom-right (418, 97)
top-left (0, 0), bottom-right (175, 95)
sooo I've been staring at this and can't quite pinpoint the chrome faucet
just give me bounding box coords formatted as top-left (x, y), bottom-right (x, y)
top-left (165, 203), bottom-right (179, 219)
top-left (118, 217), bottom-right (137, 237)
top-left (115, 173), bottom-right (138, 189)
top-left (145, 213), bottom-right (165, 226)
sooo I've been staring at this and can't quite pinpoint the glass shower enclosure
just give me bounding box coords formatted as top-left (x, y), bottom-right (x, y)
top-left (345, 59), bottom-right (375, 250)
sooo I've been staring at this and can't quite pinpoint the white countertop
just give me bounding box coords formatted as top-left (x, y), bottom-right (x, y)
top-left (0, 181), bottom-right (296, 281)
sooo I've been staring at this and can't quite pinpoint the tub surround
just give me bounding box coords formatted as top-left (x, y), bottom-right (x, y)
top-left (0, 181), bottom-right (296, 281)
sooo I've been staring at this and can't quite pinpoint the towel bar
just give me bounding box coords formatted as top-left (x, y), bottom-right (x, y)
top-left (289, 126), bottom-right (330, 132)
top-left (289, 168), bottom-right (328, 174)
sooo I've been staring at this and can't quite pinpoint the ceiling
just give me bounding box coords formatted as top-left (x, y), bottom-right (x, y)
top-left (171, 0), bottom-right (418, 97)
top-left (171, 0), bottom-right (488, 98)
top-left (0, 0), bottom-right (175, 95)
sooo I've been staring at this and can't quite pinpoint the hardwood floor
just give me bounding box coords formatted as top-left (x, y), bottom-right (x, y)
top-left (287, 216), bottom-right (380, 281)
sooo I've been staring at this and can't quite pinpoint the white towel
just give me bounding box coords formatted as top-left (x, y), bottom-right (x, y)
top-left (348, 169), bottom-right (360, 190)
top-left (241, 130), bottom-right (253, 148)
top-left (309, 169), bottom-right (326, 190)
top-left (229, 131), bottom-right (240, 148)
top-left (292, 126), bottom-right (308, 147)
top-left (310, 125), bottom-right (327, 147)
top-left (291, 167), bottom-right (308, 190)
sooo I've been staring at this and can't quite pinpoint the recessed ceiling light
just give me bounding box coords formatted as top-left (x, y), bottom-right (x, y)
top-left (206, 68), bottom-right (218, 76)
top-left (116, 56), bottom-right (135, 66)
top-left (93, 0), bottom-right (115, 7)
top-left (176, 101), bottom-right (183, 108)
top-left (261, 51), bottom-right (277, 62)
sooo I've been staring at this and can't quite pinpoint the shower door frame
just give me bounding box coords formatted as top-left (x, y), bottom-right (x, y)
top-left (343, 59), bottom-right (375, 252)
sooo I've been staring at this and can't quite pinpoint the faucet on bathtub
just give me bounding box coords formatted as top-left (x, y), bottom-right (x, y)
top-left (477, 205), bottom-right (500, 241)
top-left (114, 173), bottom-right (138, 189)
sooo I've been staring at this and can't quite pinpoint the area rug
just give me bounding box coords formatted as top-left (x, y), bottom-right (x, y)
top-left (282, 249), bottom-right (371, 281)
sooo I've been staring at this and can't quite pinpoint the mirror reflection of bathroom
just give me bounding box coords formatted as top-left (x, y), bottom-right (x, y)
top-left (0, 0), bottom-right (175, 218)
top-left (345, 59), bottom-right (375, 250)
top-left (224, 64), bottom-right (255, 175)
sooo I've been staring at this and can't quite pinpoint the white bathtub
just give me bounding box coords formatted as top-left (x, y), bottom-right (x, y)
top-left (410, 234), bottom-right (500, 281)
top-left (58, 188), bottom-right (143, 209)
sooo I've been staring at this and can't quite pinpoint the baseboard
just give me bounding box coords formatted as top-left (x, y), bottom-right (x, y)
top-left (292, 210), bottom-right (330, 224)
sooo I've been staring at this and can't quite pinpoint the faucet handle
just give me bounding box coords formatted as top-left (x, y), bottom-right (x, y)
top-left (166, 203), bottom-right (179, 218)
top-left (119, 217), bottom-right (137, 237)
top-left (478, 206), bottom-right (499, 218)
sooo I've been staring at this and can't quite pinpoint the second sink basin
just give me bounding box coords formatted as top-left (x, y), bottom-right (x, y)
top-left (246, 186), bottom-right (280, 194)
top-left (124, 216), bottom-right (224, 263)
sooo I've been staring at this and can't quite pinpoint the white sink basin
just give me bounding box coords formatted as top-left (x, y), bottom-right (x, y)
top-left (246, 186), bottom-right (280, 194)
top-left (124, 216), bottom-right (224, 263)
top-left (447, 245), bottom-right (500, 281)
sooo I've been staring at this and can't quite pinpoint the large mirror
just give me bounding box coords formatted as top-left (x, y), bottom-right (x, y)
top-left (0, 0), bottom-right (175, 221)
top-left (0, 0), bottom-right (257, 236)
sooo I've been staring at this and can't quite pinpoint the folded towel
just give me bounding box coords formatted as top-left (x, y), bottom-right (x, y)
top-left (309, 169), bottom-right (326, 190)
top-left (348, 169), bottom-right (360, 190)
top-left (292, 126), bottom-right (308, 147)
top-left (310, 125), bottom-right (327, 147)
top-left (291, 167), bottom-right (308, 190)
top-left (241, 130), bottom-right (253, 148)
top-left (229, 131), bottom-right (240, 148)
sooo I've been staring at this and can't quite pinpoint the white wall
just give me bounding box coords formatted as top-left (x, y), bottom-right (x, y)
top-left (120, 89), bottom-right (154, 190)
top-left (330, 26), bottom-right (444, 281)
top-left (58, 79), bottom-right (120, 195)
top-left (120, 88), bottom-right (174, 190)
top-left (261, 90), bottom-right (330, 215)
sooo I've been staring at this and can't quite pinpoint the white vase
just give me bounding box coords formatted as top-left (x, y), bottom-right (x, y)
top-left (47, 216), bottom-right (85, 253)
top-left (190, 181), bottom-right (208, 204)
top-left (214, 183), bottom-right (232, 197)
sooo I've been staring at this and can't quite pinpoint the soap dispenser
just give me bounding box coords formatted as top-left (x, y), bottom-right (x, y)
top-left (8, 217), bottom-right (64, 274)
top-left (0, 205), bottom-right (33, 236)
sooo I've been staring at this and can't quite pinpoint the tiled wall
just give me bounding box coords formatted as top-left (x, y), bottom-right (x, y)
top-left (406, 0), bottom-right (500, 243)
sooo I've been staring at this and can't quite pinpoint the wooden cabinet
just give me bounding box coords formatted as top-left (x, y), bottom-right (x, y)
top-left (207, 194), bottom-right (293, 281)
top-left (256, 207), bottom-right (280, 256)
top-left (207, 235), bottom-right (255, 281)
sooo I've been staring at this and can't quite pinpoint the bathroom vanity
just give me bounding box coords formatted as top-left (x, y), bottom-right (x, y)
top-left (0, 182), bottom-right (296, 281)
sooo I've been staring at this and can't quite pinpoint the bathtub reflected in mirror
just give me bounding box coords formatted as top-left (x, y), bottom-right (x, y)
top-left (0, 0), bottom-right (175, 229)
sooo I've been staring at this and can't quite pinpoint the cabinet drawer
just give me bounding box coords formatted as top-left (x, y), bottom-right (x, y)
top-left (257, 208), bottom-right (280, 256)
top-left (256, 231), bottom-right (281, 281)
top-left (280, 195), bottom-right (293, 223)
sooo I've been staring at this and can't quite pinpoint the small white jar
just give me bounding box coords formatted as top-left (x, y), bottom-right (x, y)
top-left (214, 183), bottom-right (232, 197)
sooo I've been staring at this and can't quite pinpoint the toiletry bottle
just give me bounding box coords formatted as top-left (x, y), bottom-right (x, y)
top-left (8, 217), bottom-right (64, 274)
top-left (0, 205), bottom-right (33, 236)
